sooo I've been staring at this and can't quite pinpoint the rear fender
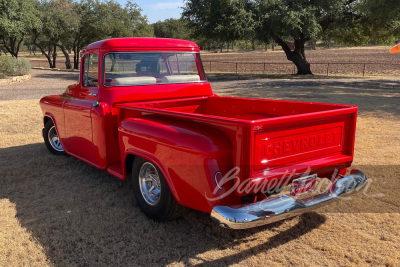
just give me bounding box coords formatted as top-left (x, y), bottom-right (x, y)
top-left (119, 116), bottom-right (240, 213)
top-left (40, 95), bottom-right (66, 139)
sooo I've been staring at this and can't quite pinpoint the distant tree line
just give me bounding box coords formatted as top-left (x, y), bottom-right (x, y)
top-left (1, 0), bottom-right (399, 74)
top-left (0, 0), bottom-right (153, 69)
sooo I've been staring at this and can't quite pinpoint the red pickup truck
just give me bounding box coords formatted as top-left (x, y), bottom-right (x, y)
top-left (40, 38), bottom-right (367, 229)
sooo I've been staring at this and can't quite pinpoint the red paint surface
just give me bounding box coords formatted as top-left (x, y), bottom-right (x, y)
top-left (40, 38), bottom-right (359, 213)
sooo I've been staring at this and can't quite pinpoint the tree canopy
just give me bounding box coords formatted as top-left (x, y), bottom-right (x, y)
top-left (1, 0), bottom-right (153, 69)
top-left (66, 0), bottom-right (153, 69)
top-left (153, 18), bottom-right (192, 40)
top-left (255, 0), bottom-right (358, 74)
top-left (183, 0), bottom-right (400, 74)
top-left (357, 0), bottom-right (400, 44)
top-left (182, 0), bottom-right (254, 50)
top-left (0, 0), bottom-right (41, 58)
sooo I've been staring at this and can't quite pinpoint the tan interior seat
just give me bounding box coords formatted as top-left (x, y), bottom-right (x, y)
top-left (161, 75), bottom-right (200, 84)
top-left (113, 77), bottom-right (157, 86)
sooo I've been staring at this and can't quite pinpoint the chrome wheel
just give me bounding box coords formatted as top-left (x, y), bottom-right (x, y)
top-left (48, 126), bottom-right (63, 152)
top-left (139, 162), bottom-right (161, 206)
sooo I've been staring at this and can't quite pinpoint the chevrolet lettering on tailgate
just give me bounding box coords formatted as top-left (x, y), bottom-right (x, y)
top-left (264, 127), bottom-right (342, 157)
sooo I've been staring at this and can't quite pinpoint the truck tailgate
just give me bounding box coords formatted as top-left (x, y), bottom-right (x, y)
top-left (250, 108), bottom-right (357, 185)
top-left (254, 121), bottom-right (344, 170)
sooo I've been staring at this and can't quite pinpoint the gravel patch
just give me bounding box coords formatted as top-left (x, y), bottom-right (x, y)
top-left (0, 69), bottom-right (79, 101)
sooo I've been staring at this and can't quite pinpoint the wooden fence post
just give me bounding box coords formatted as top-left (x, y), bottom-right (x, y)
top-left (363, 64), bottom-right (366, 77)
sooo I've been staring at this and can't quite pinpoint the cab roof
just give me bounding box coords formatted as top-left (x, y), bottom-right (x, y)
top-left (85, 37), bottom-right (200, 52)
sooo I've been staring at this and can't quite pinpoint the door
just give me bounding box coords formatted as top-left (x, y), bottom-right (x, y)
top-left (63, 53), bottom-right (99, 163)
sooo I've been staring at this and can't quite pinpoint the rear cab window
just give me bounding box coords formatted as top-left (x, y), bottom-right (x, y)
top-left (103, 52), bottom-right (206, 87)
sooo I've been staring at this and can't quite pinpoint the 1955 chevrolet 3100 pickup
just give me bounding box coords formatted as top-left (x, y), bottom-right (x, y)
top-left (40, 38), bottom-right (368, 229)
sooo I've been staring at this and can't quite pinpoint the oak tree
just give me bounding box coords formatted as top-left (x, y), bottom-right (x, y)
top-left (0, 0), bottom-right (41, 58)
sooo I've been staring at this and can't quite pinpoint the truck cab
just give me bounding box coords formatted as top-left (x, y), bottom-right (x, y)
top-left (40, 38), bottom-right (368, 229)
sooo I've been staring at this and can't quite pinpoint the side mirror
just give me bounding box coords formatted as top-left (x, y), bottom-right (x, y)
top-left (80, 49), bottom-right (87, 58)
top-left (390, 43), bottom-right (400, 53)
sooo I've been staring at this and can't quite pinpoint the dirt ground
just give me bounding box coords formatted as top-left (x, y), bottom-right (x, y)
top-left (0, 70), bottom-right (399, 266)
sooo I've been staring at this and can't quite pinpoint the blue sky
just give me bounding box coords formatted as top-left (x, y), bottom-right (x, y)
top-left (116, 0), bottom-right (183, 23)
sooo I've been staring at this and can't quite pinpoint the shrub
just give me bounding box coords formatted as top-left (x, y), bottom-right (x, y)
top-left (0, 56), bottom-right (31, 76)
top-left (0, 72), bottom-right (6, 79)
top-left (16, 58), bottom-right (31, 75)
top-left (0, 56), bottom-right (17, 75)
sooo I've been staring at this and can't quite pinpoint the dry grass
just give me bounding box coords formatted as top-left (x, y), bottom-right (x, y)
top-left (0, 77), bottom-right (400, 266)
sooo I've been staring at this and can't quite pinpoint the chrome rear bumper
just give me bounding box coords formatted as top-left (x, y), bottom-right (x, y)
top-left (211, 171), bottom-right (368, 229)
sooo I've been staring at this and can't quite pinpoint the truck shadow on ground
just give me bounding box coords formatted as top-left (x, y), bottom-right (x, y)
top-left (0, 143), bottom-right (326, 266)
top-left (211, 78), bottom-right (400, 117)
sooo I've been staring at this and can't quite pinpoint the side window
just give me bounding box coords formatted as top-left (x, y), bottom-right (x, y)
top-left (83, 54), bottom-right (98, 87)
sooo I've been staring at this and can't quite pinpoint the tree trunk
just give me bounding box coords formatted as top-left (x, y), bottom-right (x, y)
top-left (52, 44), bottom-right (57, 68)
top-left (272, 42), bottom-right (275, 51)
top-left (226, 42), bottom-right (229, 52)
top-left (252, 39), bottom-right (255, 50)
top-left (33, 36), bottom-right (56, 68)
top-left (56, 42), bottom-right (72, 69)
top-left (311, 40), bottom-right (316, 50)
top-left (15, 38), bottom-right (23, 58)
top-left (42, 52), bottom-right (55, 68)
top-left (290, 53), bottom-right (312, 75)
top-left (1, 36), bottom-right (19, 58)
top-left (74, 53), bottom-right (79, 69)
top-left (72, 38), bottom-right (83, 70)
top-left (73, 44), bottom-right (80, 70)
top-left (276, 37), bottom-right (312, 75)
top-left (110, 54), bottom-right (116, 72)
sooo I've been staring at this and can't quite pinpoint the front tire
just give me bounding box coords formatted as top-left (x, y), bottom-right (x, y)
top-left (132, 157), bottom-right (181, 221)
top-left (43, 119), bottom-right (65, 155)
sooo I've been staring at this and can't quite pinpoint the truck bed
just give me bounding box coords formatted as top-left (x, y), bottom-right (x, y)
top-left (116, 96), bottom-right (358, 194)
top-left (116, 95), bottom-right (352, 121)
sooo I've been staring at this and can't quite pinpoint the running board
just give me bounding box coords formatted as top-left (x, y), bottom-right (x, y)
top-left (107, 163), bottom-right (124, 179)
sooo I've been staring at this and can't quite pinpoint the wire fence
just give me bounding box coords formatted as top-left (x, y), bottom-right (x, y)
top-left (29, 59), bottom-right (400, 77)
top-left (202, 61), bottom-right (400, 77)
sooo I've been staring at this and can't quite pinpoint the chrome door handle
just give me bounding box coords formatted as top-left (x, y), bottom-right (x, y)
top-left (89, 92), bottom-right (97, 97)
top-left (93, 101), bottom-right (100, 108)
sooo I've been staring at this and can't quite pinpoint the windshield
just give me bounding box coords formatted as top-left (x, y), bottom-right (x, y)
top-left (103, 52), bottom-right (206, 86)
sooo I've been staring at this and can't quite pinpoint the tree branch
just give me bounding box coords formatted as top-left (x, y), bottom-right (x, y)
top-left (275, 37), bottom-right (292, 54)
top-left (1, 37), bottom-right (14, 55)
